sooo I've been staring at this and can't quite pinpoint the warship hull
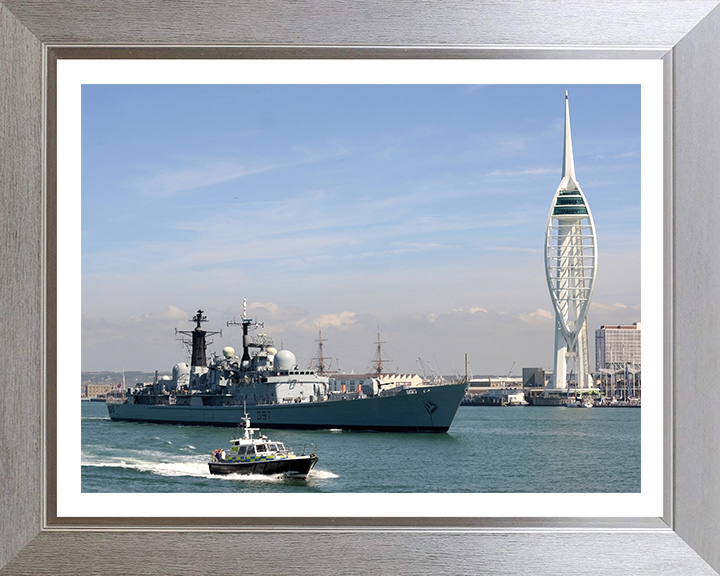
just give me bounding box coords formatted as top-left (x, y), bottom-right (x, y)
top-left (107, 381), bottom-right (468, 432)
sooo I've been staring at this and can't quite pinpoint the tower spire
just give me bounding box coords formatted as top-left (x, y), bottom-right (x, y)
top-left (562, 91), bottom-right (576, 182)
top-left (544, 93), bottom-right (598, 392)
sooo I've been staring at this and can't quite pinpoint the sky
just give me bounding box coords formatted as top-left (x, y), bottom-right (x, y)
top-left (81, 83), bottom-right (641, 376)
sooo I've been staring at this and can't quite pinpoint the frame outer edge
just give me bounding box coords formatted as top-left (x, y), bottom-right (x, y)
top-left (0, 0), bottom-right (719, 574)
top-left (670, 3), bottom-right (720, 573)
top-left (0, 1), bottom-right (44, 570)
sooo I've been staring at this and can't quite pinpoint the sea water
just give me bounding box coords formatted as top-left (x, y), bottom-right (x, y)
top-left (81, 401), bottom-right (640, 493)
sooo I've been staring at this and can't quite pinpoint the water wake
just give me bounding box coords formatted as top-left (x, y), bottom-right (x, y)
top-left (82, 456), bottom-right (337, 483)
top-left (83, 458), bottom-right (208, 478)
top-left (309, 469), bottom-right (338, 480)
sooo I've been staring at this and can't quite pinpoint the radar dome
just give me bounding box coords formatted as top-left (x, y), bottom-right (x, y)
top-left (172, 362), bottom-right (190, 380)
top-left (222, 346), bottom-right (235, 358)
top-left (267, 347), bottom-right (278, 356)
top-left (274, 350), bottom-right (296, 371)
top-left (161, 375), bottom-right (171, 381)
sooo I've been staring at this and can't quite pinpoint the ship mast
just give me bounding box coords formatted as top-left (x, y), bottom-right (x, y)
top-left (226, 299), bottom-right (264, 366)
top-left (370, 326), bottom-right (390, 377)
top-left (310, 326), bottom-right (331, 376)
top-left (175, 310), bottom-right (221, 367)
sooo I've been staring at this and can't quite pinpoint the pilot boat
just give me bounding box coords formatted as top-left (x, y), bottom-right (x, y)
top-left (208, 409), bottom-right (318, 478)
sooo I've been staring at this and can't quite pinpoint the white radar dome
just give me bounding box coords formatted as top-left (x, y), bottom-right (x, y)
top-left (222, 346), bottom-right (235, 358)
top-left (267, 347), bottom-right (278, 356)
top-left (172, 363), bottom-right (190, 379)
top-left (274, 350), bottom-right (296, 371)
top-left (161, 375), bottom-right (171, 381)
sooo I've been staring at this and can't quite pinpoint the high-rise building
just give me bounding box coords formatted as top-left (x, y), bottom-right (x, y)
top-left (595, 323), bottom-right (642, 371)
top-left (544, 93), bottom-right (598, 390)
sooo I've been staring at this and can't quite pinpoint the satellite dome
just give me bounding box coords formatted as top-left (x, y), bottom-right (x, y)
top-left (172, 362), bottom-right (190, 379)
top-left (222, 346), bottom-right (235, 358)
top-left (267, 347), bottom-right (278, 356)
top-left (161, 375), bottom-right (171, 381)
top-left (274, 350), bottom-right (296, 371)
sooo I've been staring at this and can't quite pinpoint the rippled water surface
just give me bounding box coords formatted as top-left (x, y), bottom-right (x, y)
top-left (82, 401), bottom-right (640, 493)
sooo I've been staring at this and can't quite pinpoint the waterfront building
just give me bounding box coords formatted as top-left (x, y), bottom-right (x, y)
top-left (522, 367), bottom-right (545, 387)
top-left (595, 322), bottom-right (641, 371)
top-left (83, 382), bottom-right (121, 398)
top-left (544, 93), bottom-right (598, 391)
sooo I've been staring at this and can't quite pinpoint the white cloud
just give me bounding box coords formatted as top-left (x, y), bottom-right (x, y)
top-left (136, 160), bottom-right (275, 197)
top-left (315, 311), bottom-right (357, 328)
top-left (470, 307), bottom-right (488, 314)
top-left (516, 308), bottom-right (554, 323)
top-left (487, 167), bottom-right (557, 177)
top-left (590, 302), bottom-right (640, 312)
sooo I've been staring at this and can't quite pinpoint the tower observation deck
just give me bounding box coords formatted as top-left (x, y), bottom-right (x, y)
top-left (544, 93), bottom-right (598, 390)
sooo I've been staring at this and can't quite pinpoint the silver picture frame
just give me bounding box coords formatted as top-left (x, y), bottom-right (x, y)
top-left (2, 1), bottom-right (720, 574)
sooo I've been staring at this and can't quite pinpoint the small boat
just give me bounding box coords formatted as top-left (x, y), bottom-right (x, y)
top-left (208, 409), bottom-right (318, 478)
top-left (564, 399), bottom-right (593, 408)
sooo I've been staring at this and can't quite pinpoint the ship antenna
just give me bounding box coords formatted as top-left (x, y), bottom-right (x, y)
top-left (227, 298), bottom-right (264, 365)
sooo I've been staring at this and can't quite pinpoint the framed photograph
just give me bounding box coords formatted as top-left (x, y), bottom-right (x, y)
top-left (60, 61), bottom-right (660, 517)
top-left (1, 2), bottom-right (719, 574)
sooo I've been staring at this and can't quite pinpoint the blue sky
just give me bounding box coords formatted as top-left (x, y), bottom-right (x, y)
top-left (81, 84), bottom-right (641, 375)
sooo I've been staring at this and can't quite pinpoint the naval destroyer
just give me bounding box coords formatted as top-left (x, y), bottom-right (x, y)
top-left (106, 308), bottom-right (468, 432)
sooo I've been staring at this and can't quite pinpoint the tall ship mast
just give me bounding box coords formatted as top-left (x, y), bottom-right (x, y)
top-left (310, 327), bottom-right (332, 376)
top-left (370, 327), bottom-right (389, 377)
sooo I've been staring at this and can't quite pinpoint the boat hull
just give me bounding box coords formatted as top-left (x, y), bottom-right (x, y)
top-left (107, 382), bottom-right (468, 432)
top-left (208, 454), bottom-right (318, 477)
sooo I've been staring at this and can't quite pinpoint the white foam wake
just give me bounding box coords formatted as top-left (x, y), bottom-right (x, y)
top-left (309, 469), bottom-right (339, 480)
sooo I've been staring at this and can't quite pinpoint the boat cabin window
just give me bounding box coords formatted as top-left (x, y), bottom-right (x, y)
top-left (256, 444), bottom-right (268, 453)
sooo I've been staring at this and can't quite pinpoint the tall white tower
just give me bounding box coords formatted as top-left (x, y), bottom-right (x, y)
top-left (544, 93), bottom-right (598, 390)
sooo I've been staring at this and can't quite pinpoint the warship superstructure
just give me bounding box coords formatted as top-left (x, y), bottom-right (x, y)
top-left (106, 307), bottom-right (468, 432)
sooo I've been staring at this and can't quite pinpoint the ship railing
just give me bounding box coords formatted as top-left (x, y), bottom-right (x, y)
top-left (300, 443), bottom-right (317, 457)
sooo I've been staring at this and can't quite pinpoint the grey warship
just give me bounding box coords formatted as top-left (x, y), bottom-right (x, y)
top-left (106, 308), bottom-right (468, 432)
